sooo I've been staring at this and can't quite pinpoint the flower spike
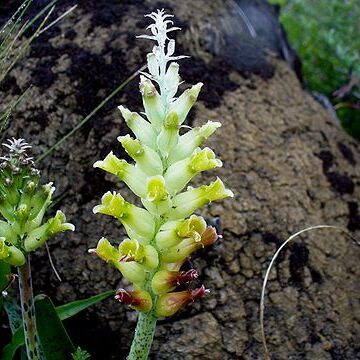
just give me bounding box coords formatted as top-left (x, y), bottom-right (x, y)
top-left (0, 138), bottom-right (74, 265)
top-left (91, 9), bottom-right (232, 359)
top-left (0, 138), bottom-right (74, 360)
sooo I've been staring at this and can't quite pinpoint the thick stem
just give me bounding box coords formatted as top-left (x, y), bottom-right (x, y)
top-left (127, 310), bottom-right (157, 360)
top-left (18, 255), bottom-right (43, 360)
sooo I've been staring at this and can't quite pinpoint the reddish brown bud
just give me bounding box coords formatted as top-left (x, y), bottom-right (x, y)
top-left (115, 289), bottom-right (133, 304)
top-left (176, 269), bottom-right (198, 285)
top-left (190, 284), bottom-right (209, 301)
top-left (115, 288), bottom-right (152, 312)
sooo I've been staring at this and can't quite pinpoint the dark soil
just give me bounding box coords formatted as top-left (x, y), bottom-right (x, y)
top-left (1, 0), bottom-right (360, 359)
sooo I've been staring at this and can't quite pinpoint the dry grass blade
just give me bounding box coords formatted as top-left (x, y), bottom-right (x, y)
top-left (0, 0), bottom-right (77, 137)
top-left (0, 5), bottom-right (55, 84)
top-left (38, 4), bottom-right (78, 35)
top-left (0, 0), bottom-right (32, 46)
top-left (260, 225), bottom-right (360, 360)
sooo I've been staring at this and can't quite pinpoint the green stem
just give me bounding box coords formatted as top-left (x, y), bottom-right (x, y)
top-left (127, 217), bottom-right (162, 360)
top-left (18, 255), bottom-right (43, 360)
top-left (127, 310), bottom-right (157, 360)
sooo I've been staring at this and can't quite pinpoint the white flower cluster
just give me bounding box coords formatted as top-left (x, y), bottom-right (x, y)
top-left (137, 9), bottom-right (188, 105)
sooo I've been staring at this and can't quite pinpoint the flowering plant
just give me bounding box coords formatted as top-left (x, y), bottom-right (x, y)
top-left (0, 138), bottom-right (74, 359)
top-left (90, 9), bottom-right (233, 359)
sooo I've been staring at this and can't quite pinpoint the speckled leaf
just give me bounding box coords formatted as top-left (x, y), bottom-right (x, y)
top-left (3, 296), bottom-right (22, 333)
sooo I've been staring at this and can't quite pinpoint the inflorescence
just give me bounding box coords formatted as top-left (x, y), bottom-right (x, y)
top-left (0, 138), bottom-right (74, 266)
top-left (90, 9), bottom-right (233, 318)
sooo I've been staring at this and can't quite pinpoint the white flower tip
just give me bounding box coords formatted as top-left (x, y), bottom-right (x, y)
top-left (211, 121), bottom-right (222, 128)
top-left (67, 223), bottom-right (76, 232)
top-left (93, 160), bottom-right (102, 169)
top-left (226, 189), bottom-right (235, 198)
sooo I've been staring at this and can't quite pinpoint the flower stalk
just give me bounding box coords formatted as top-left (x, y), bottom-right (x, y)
top-left (18, 256), bottom-right (43, 360)
top-left (91, 9), bottom-right (233, 359)
top-left (127, 310), bottom-right (157, 360)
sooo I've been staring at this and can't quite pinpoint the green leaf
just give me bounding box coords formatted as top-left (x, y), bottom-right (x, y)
top-left (1, 326), bottom-right (24, 360)
top-left (56, 290), bottom-right (115, 321)
top-left (0, 260), bottom-right (11, 311)
top-left (1, 290), bottom-right (114, 359)
top-left (0, 260), bottom-right (10, 291)
top-left (35, 294), bottom-right (75, 360)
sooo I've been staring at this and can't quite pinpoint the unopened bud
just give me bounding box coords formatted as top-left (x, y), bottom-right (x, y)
top-left (140, 76), bottom-right (165, 129)
top-left (168, 83), bottom-right (203, 125)
top-left (115, 288), bottom-right (152, 312)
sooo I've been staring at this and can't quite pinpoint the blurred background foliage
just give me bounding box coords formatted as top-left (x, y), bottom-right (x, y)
top-left (269, 0), bottom-right (360, 140)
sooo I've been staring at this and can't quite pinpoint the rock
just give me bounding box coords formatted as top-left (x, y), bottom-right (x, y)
top-left (1, 0), bottom-right (360, 359)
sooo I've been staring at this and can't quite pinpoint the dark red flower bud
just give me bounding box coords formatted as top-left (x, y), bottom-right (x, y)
top-left (115, 288), bottom-right (153, 312)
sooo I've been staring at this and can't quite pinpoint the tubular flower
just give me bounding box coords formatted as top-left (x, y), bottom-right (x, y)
top-left (115, 288), bottom-right (153, 312)
top-left (0, 139), bottom-right (74, 266)
top-left (156, 285), bottom-right (209, 317)
top-left (91, 9), bottom-right (232, 320)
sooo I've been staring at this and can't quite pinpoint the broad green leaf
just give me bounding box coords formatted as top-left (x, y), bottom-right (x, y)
top-left (1, 290), bottom-right (114, 359)
top-left (1, 326), bottom-right (24, 360)
top-left (35, 294), bottom-right (75, 359)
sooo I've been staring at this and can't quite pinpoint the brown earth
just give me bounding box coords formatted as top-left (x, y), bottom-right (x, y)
top-left (1, 0), bottom-right (360, 359)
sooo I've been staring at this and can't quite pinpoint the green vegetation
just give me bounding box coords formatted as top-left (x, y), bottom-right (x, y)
top-left (270, 0), bottom-right (360, 139)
